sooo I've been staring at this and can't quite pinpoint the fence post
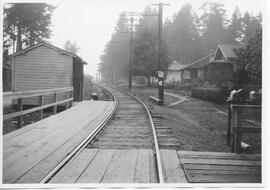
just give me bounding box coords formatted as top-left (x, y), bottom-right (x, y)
top-left (233, 109), bottom-right (242, 153)
top-left (39, 95), bottom-right (44, 120)
top-left (227, 101), bottom-right (232, 146)
top-left (17, 98), bottom-right (23, 128)
top-left (53, 93), bottom-right (57, 114)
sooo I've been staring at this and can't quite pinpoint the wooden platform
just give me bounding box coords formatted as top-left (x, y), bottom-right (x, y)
top-left (160, 150), bottom-right (261, 183)
top-left (179, 151), bottom-right (261, 183)
top-left (3, 101), bottom-right (115, 184)
top-left (49, 149), bottom-right (157, 183)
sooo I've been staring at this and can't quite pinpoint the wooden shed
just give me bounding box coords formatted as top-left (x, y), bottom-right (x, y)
top-left (7, 41), bottom-right (87, 105)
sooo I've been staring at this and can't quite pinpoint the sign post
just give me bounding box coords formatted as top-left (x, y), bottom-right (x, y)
top-left (158, 71), bottom-right (164, 105)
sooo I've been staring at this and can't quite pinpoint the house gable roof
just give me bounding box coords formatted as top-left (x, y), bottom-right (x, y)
top-left (213, 44), bottom-right (242, 61)
top-left (168, 60), bottom-right (186, 71)
top-left (9, 41), bottom-right (88, 65)
top-left (181, 54), bottom-right (211, 70)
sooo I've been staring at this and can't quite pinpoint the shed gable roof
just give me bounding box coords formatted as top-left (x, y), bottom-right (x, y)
top-left (9, 41), bottom-right (87, 65)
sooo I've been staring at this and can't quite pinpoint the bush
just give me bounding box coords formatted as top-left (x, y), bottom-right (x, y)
top-left (191, 87), bottom-right (228, 103)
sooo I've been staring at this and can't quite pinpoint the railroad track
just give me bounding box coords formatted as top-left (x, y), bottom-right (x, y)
top-left (40, 86), bottom-right (164, 183)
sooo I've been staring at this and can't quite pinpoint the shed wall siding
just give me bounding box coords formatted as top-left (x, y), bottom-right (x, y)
top-left (13, 45), bottom-right (73, 105)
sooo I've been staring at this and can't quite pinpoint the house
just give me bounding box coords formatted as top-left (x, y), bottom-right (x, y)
top-left (165, 60), bottom-right (186, 83)
top-left (179, 44), bottom-right (242, 85)
top-left (205, 44), bottom-right (242, 84)
top-left (180, 54), bottom-right (213, 82)
top-left (6, 41), bottom-right (87, 105)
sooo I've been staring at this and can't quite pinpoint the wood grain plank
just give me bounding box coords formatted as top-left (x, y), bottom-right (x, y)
top-left (183, 163), bottom-right (261, 172)
top-left (109, 149), bottom-right (138, 183)
top-left (179, 151), bottom-right (261, 158)
top-left (100, 150), bottom-right (122, 183)
top-left (49, 149), bottom-right (99, 183)
top-left (76, 149), bottom-right (116, 183)
top-left (187, 174), bottom-right (261, 183)
top-left (15, 103), bottom-right (114, 183)
top-left (187, 169), bottom-right (261, 176)
top-left (180, 154), bottom-right (261, 161)
top-left (3, 102), bottom-right (110, 183)
top-left (149, 149), bottom-right (158, 183)
top-left (3, 102), bottom-right (94, 159)
top-left (3, 101), bottom-right (85, 142)
top-left (133, 149), bottom-right (151, 183)
top-left (181, 158), bottom-right (261, 166)
top-left (161, 149), bottom-right (187, 183)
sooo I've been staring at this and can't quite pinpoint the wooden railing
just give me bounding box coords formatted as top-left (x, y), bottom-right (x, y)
top-left (3, 87), bottom-right (73, 128)
top-left (228, 104), bottom-right (261, 153)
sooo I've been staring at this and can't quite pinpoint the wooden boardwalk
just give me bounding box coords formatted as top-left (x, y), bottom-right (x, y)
top-left (50, 149), bottom-right (157, 183)
top-left (160, 150), bottom-right (261, 183)
top-left (3, 101), bottom-right (115, 184)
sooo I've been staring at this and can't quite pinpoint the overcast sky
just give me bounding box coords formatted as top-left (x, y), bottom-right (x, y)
top-left (48, 0), bottom-right (265, 77)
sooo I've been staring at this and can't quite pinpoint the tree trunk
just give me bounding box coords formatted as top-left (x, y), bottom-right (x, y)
top-left (30, 30), bottom-right (34, 46)
top-left (16, 23), bottom-right (22, 52)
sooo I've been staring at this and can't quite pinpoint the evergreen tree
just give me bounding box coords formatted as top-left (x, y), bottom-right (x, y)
top-left (99, 13), bottom-right (129, 83)
top-left (63, 40), bottom-right (80, 54)
top-left (132, 6), bottom-right (170, 85)
top-left (242, 12), bottom-right (262, 45)
top-left (165, 4), bottom-right (200, 64)
top-left (3, 3), bottom-right (55, 52)
top-left (234, 29), bottom-right (262, 87)
top-left (200, 2), bottom-right (227, 53)
top-left (227, 7), bottom-right (242, 44)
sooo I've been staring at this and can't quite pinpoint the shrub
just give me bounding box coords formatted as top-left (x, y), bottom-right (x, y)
top-left (191, 87), bottom-right (228, 103)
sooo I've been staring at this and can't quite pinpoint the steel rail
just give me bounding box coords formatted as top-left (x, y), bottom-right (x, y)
top-left (107, 86), bottom-right (164, 183)
top-left (39, 87), bottom-right (118, 183)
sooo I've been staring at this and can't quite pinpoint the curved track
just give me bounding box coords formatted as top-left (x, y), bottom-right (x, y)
top-left (41, 86), bottom-right (163, 183)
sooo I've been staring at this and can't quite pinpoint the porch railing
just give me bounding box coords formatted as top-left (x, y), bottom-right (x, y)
top-left (3, 87), bottom-right (73, 128)
top-left (228, 104), bottom-right (261, 153)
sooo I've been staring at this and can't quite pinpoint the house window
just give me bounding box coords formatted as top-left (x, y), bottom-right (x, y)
top-left (198, 70), bottom-right (204, 79)
top-left (183, 70), bottom-right (190, 79)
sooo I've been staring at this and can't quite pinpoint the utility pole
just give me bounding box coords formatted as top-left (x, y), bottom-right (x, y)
top-left (152, 2), bottom-right (169, 105)
top-left (128, 17), bottom-right (134, 90)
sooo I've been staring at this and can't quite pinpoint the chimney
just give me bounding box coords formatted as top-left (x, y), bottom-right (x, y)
top-left (210, 49), bottom-right (215, 62)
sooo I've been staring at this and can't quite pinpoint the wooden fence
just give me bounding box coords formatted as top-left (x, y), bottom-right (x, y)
top-left (3, 87), bottom-right (73, 128)
top-left (227, 104), bottom-right (261, 153)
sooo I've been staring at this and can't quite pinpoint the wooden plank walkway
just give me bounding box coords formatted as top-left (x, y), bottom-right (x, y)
top-left (160, 150), bottom-right (261, 183)
top-left (49, 149), bottom-right (157, 183)
top-left (3, 101), bottom-right (115, 184)
top-left (179, 151), bottom-right (261, 183)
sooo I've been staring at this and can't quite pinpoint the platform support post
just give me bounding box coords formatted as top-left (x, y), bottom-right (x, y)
top-left (39, 95), bottom-right (44, 120)
top-left (53, 93), bottom-right (57, 114)
top-left (17, 98), bottom-right (23, 128)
